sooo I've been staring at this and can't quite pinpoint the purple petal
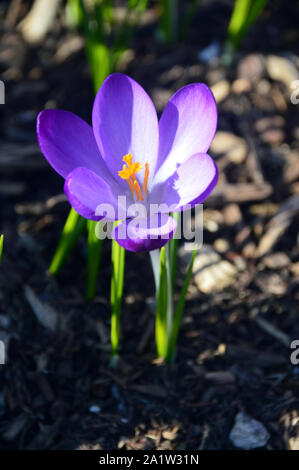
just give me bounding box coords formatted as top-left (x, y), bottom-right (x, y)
top-left (150, 153), bottom-right (218, 211)
top-left (153, 83), bottom-right (217, 186)
top-left (92, 73), bottom-right (159, 186)
top-left (112, 214), bottom-right (177, 252)
top-left (37, 109), bottom-right (111, 180)
top-left (64, 167), bottom-right (126, 221)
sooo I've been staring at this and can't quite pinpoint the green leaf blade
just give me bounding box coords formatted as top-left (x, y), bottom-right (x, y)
top-left (49, 208), bottom-right (86, 276)
top-left (167, 247), bottom-right (197, 363)
top-left (0, 235), bottom-right (3, 264)
top-left (110, 239), bottom-right (125, 361)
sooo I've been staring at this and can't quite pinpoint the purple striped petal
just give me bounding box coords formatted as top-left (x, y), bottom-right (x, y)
top-left (150, 153), bottom-right (218, 211)
top-left (112, 214), bottom-right (177, 252)
top-left (64, 167), bottom-right (126, 221)
top-left (153, 83), bottom-right (217, 187)
top-left (92, 73), bottom-right (159, 186)
top-left (37, 110), bottom-right (111, 180)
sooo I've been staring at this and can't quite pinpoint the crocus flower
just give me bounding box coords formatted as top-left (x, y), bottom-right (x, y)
top-left (37, 73), bottom-right (218, 252)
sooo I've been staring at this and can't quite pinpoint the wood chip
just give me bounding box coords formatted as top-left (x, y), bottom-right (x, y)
top-left (2, 414), bottom-right (28, 441)
top-left (24, 285), bottom-right (58, 332)
top-left (262, 252), bottom-right (290, 269)
top-left (256, 195), bottom-right (299, 257)
top-left (205, 371), bottom-right (235, 384)
top-left (210, 131), bottom-right (248, 164)
top-left (19, 0), bottom-right (62, 44)
top-left (130, 384), bottom-right (167, 399)
top-left (211, 182), bottom-right (272, 205)
top-left (253, 316), bottom-right (290, 347)
top-left (266, 55), bottom-right (299, 87)
top-left (226, 344), bottom-right (287, 366)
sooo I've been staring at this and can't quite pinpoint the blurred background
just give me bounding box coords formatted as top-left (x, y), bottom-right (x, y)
top-left (0, 0), bottom-right (298, 450)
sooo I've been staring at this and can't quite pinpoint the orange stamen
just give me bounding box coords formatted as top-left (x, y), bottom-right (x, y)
top-left (143, 162), bottom-right (149, 197)
top-left (133, 179), bottom-right (144, 201)
top-left (127, 177), bottom-right (136, 199)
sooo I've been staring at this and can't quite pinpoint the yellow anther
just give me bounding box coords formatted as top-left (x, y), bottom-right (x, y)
top-left (123, 154), bottom-right (133, 167)
top-left (119, 154), bottom-right (149, 202)
top-left (131, 162), bottom-right (143, 174)
top-left (118, 164), bottom-right (130, 180)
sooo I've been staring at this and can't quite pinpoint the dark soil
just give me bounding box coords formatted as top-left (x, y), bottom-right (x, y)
top-left (0, 0), bottom-right (298, 450)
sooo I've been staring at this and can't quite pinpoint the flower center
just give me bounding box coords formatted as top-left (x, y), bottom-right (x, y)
top-left (118, 153), bottom-right (149, 201)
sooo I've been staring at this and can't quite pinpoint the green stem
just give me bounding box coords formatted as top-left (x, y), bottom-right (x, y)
top-left (86, 220), bottom-right (103, 300)
top-left (168, 211), bottom-right (180, 290)
top-left (110, 239), bottom-right (125, 364)
top-left (151, 246), bottom-right (174, 360)
top-left (153, 247), bottom-right (168, 359)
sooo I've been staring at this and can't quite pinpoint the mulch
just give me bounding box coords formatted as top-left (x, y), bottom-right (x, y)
top-left (0, 0), bottom-right (298, 450)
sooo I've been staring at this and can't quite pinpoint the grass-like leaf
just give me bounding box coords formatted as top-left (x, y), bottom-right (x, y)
top-left (49, 208), bottom-right (86, 276)
top-left (166, 247), bottom-right (197, 363)
top-left (0, 235), bottom-right (3, 264)
top-left (228, 0), bottom-right (267, 48)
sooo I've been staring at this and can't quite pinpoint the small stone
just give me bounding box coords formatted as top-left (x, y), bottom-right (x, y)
top-left (232, 78), bottom-right (252, 94)
top-left (291, 262), bottom-right (299, 277)
top-left (214, 238), bottom-right (229, 253)
top-left (89, 405), bottom-right (101, 414)
top-left (230, 412), bottom-right (270, 449)
top-left (266, 55), bottom-right (299, 87)
top-left (202, 209), bottom-right (223, 232)
top-left (237, 54), bottom-right (265, 82)
top-left (255, 116), bottom-right (285, 144)
top-left (255, 115), bottom-right (285, 133)
top-left (262, 252), bottom-right (290, 269)
top-left (222, 203), bottom-right (242, 226)
top-left (260, 128), bottom-right (285, 145)
top-left (242, 242), bottom-right (256, 259)
top-left (198, 41), bottom-right (220, 64)
top-left (289, 437), bottom-right (299, 450)
top-left (257, 79), bottom-right (271, 95)
top-left (193, 246), bottom-right (237, 294)
top-left (255, 272), bottom-right (287, 296)
top-left (162, 426), bottom-right (179, 441)
top-left (210, 131), bottom-right (247, 164)
top-left (117, 437), bottom-right (128, 449)
top-left (210, 80), bottom-right (230, 103)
